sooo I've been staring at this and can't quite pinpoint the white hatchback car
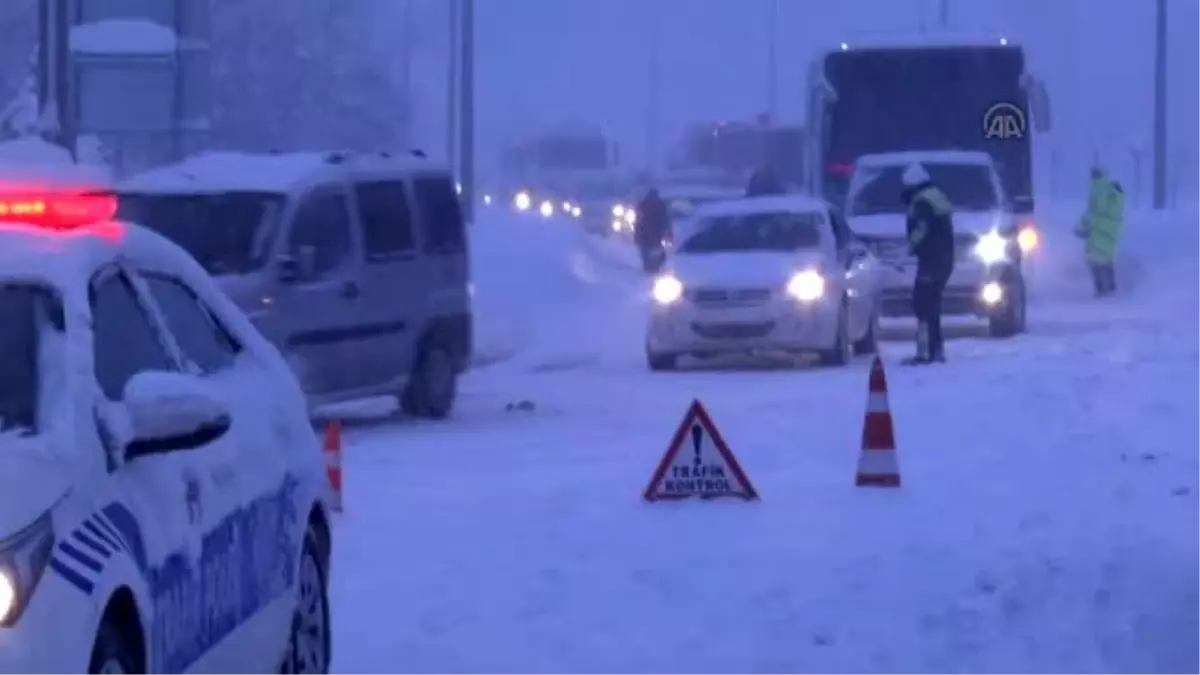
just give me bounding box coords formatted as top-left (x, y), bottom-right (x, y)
top-left (0, 189), bottom-right (333, 672)
top-left (645, 195), bottom-right (883, 370)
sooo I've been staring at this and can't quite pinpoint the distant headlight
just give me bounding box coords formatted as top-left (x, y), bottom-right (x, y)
top-left (974, 230), bottom-right (1009, 264)
top-left (652, 275), bottom-right (684, 305)
top-left (539, 200), bottom-right (555, 218)
top-left (514, 191), bottom-right (532, 211)
top-left (623, 209), bottom-right (637, 225)
top-left (786, 269), bottom-right (825, 302)
top-left (612, 204), bottom-right (626, 218)
top-left (483, 194), bottom-right (493, 205)
top-left (1017, 225), bottom-right (1039, 253)
top-left (570, 206), bottom-right (582, 218)
top-left (562, 201), bottom-right (573, 212)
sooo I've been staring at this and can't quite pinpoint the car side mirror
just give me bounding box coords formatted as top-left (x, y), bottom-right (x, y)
top-left (123, 371), bottom-right (231, 460)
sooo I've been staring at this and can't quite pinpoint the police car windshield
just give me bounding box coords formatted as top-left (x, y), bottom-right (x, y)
top-left (0, 284), bottom-right (61, 437)
top-left (116, 191), bottom-right (284, 275)
top-left (850, 163), bottom-right (998, 216)
top-left (678, 212), bottom-right (822, 254)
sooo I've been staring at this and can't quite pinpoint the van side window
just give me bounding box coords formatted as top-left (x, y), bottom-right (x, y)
top-left (353, 180), bottom-right (416, 260)
top-left (91, 272), bottom-right (175, 400)
top-left (411, 176), bottom-right (466, 253)
top-left (142, 273), bottom-right (242, 375)
top-left (288, 189), bottom-right (353, 278)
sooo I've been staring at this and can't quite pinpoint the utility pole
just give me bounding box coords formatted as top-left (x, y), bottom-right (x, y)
top-left (646, 0), bottom-right (660, 177)
top-left (459, 0), bottom-right (475, 222)
top-left (399, 0), bottom-right (415, 146)
top-left (766, 0), bottom-right (778, 119)
top-left (937, 0), bottom-right (949, 29)
top-left (445, 0), bottom-right (459, 174)
top-left (1152, 0), bottom-right (1167, 209)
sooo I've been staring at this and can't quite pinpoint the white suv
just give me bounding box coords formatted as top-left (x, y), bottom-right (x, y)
top-left (0, 189), bottom-right (333, 672)
top-left (845, 150), bottom-right (1032, 337)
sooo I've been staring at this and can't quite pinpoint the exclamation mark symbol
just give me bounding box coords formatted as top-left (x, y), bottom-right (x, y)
top-left (690, 424), bottom-right (704, 469)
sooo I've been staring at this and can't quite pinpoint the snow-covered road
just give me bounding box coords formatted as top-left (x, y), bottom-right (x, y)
top-left (327, 207), bottom-right (1198, 673)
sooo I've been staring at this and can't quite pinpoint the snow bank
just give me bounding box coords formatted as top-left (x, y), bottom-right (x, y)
top-left (70, 19), bottom-right (177, 56)
top-left (470, 215), bottom-right (641, 368)
top-left (0, 137), bottom-right (112, 185)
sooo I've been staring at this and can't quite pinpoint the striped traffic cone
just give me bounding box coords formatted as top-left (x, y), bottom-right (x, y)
top-left (856, 356), bottom-right (901, 487)
top-left (323, 420), bottom-right (343, 511)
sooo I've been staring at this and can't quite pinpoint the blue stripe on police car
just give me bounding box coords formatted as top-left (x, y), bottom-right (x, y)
top-left (48, 511), bottom-right (132, 596)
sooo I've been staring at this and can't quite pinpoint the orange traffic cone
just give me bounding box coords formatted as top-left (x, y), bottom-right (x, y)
top-left (323, 420), bottom-right (343, 511)
top-left (856, 356), bottom-right (901, 487)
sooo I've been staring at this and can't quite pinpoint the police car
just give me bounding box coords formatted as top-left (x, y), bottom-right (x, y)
top-left (0, 189), bottom-right (334, 672)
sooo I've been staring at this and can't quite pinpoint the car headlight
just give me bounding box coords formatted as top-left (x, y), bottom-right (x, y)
top-left (974, 230), bottom-right (1009, 264)
top-left (571, 206), bottom-right (582, 218)
top-left (0, 512), bottom-right (54, 627)
top-left (652, 275), bottom-right (684, 305)
top-left (1016, 225), bottom-right (1039, 253)
top-left (612, 204), bottom-right (626, 218)
top-left (980, 281), bottom-right (1004, 305)
top-left (539, 200), bottom-right (555, 218)
top-left (786, 269), bottom-right (825, 302)
top-left (513, 191), bottom-right (532, 211)
top-left (623, 209), bottom-right (637, 225)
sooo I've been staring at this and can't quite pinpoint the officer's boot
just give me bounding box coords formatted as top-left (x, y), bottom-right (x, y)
top-left (901, 321), bottom-right (933, 366)
top-left (929, 315), bottom-right (946, 363)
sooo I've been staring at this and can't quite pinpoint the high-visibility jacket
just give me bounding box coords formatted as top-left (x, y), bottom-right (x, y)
top-left (1077, 177), bottom-right (1124, 264)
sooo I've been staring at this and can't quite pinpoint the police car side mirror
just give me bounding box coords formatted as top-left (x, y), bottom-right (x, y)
top-left (123, 371), bottom-right (232, 460)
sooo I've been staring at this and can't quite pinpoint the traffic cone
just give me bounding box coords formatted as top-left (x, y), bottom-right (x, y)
top-left (323, 420), bottom-right (343, 511)
top-left (856, 356), bottom-right (901, 487)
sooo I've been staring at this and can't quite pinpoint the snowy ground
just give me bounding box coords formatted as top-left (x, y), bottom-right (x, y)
top-left (329, 204), bottom-right (1198, 673)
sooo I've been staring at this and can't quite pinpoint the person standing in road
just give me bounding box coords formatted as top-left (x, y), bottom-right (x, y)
top-left (1075, 164), bottom-right (1125, 297)
top-left (900, 163), bottom-right (956, 365)
top-left (635, 188), bottom-right (671, 274)
top-left (745, 165), bottom-right (787, 197)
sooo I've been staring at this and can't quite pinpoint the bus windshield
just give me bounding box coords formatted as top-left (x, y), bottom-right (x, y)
top-left (821, 46), bottom-right (1031, 211)
top-left (849, 163), bottom-right (999, 216)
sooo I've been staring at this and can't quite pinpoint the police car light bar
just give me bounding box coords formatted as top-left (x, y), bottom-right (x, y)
top-left (0, 193), bottom-right (118, 229)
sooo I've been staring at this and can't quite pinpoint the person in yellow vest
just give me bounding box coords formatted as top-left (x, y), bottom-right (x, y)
top-left (1075, 164), bottom-right (1125, 297)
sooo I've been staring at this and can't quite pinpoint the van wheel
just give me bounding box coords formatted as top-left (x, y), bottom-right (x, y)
top-left (88, 616), bottom-right (138, 674)
top-left (646, 350), bottom-right (678, 371)
top-left (280, 529), bottom-right (331, 674)
top-left (401, 346), bottom-right (457, 419)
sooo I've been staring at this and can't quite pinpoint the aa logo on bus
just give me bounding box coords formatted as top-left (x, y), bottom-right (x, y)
top-left (982, 102), bottom-right (1026, 140)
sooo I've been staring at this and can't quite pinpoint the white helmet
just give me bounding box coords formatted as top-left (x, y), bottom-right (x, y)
top-left (901, 163), bottom-right (930, 187)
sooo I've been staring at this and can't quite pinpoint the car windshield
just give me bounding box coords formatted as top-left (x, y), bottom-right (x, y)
top-left (678, 211), bottom-right (823, 254)
top-left (0, 284), bottom-right (61, 437)
top-left (116, 191), bottom-right (284, 275)
top-left (849, 163), bottom-right (999, 216)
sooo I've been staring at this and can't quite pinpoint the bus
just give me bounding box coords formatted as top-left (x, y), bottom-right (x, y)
top-left (492, 123), bottom-right (630, 218)
top-left (804, 35), bottom-right (1050, 217)
top-left (669, 120), bottom-right (806, 189)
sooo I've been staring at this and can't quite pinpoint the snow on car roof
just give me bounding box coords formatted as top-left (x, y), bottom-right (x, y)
top-left (69, 19), bottom-right (178, 55)
top-left (855, 150), bottom-right (995, 168)
top-left (692, 194), bottom-right (830, 218)
top-left (661, 184), bottom-right (743, 200)
top-left (0, 219), bottom-right (200, 291)
top-left (119, 150), bottom-right (443, 194)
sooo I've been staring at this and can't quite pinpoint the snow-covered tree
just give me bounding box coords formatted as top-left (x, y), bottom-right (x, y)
top-left (207, 0), bottom-right (418, 154)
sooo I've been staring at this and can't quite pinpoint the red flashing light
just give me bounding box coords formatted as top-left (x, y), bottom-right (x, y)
top-left (0, 193), bottom-right (118, 230)
top-left (826, 162), bottom-right (855, 176)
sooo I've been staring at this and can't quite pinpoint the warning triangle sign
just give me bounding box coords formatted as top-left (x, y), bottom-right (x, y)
top-left (643, 400), bottom-right (758, 502)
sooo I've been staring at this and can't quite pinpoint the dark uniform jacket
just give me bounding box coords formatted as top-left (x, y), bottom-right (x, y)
top-left (635, 192), bottom-right (670, 249)
top-left (903, 181), bottom-right (956, 279)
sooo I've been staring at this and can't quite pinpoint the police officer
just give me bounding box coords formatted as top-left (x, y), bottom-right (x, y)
top-left (900, 163), bottom-right (956, 365)
top-left (635, 188), bottom-right (671, 274)
top-left (1075, 163), bottom-right (1125, 297)
top-left (745, 165), bottom-right (787, 197)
